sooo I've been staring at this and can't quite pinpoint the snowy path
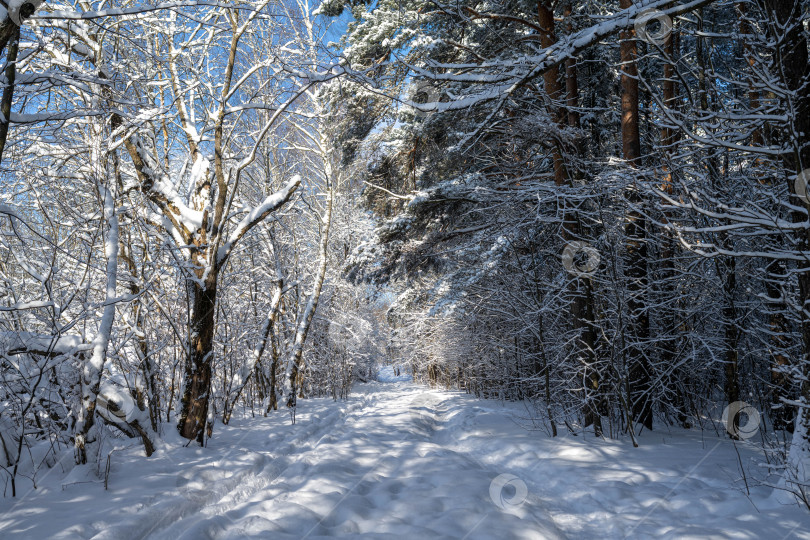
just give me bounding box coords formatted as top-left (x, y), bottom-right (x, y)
top-left (2, 376), bottom-right (809, 539)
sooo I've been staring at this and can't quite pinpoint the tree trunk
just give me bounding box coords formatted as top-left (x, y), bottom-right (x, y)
top-left (620, 0), bottom-right (653, 432)
top-left (224, 277), bottom-right (283, 424)
top-left (178, 275), bottom-right (217, 443)
top-left (540, 1), bottom-right (603, 436)
top-left (537, 1), bottom-right (567, 186)
top-left (0, 24), bottom-right (19, 166)
top-left (738, 2), bottom-right (792, 432)
top-left (658, 24), bottom-right (689, 426)
top-left (75, 176), bottom-right (119, 464)
top-left (267, 338), bottom-right (280, 413)
top-left (720, 256), bottom-right (740, 437)
top-left (765, 0), bottom-right (810, 497)
top-left (565, 3), bottom-right (579, 132)
top-left (287, 168), bottom-right (334, 408)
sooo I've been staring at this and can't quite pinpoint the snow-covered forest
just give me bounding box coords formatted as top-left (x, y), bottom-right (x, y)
top-left (1, 0), bottom-right (810, 537)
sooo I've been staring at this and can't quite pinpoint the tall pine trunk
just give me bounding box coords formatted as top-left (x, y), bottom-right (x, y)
top-left (539, 1), bottom-right (603, 436)
top-left (620, 0), bottom-right (653, 432)
top-left (659, 24), bottom-right (689, 426)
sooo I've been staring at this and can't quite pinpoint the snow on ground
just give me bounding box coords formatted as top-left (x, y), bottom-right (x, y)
top-left (2, 369), bottom-right (809, 539)
top-left (376, 365), bottom-right (412, 383)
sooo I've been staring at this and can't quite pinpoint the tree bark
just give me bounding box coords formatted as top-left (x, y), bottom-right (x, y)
top-left (0, 24), bottom-right (19, 166)
top-left (178, 274), bottom-right (217, 443)
top-left (658, 23), bottom-right (689, 426)
top-left (620, 0), bottom-right (653, 432)
top-left (287, 177), bottom-right (334, 408)
top-left (537, 1), bottom-right (568, 186)
top-left (555, 3), bottom-right (603, 436)
top-left (75, 178), bottom-right (119, 463)
top-left (720, 255), bottom-right (740, 437)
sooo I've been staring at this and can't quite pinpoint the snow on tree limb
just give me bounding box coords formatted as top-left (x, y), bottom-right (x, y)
top-left (407, 0), bottom-right (717, 114)
top-left (35, 0), bottom-right (263, 21)
top-left (217, 176), bottom-right (301, 266)
top-left (0, 331), bottom-right (89, 357)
